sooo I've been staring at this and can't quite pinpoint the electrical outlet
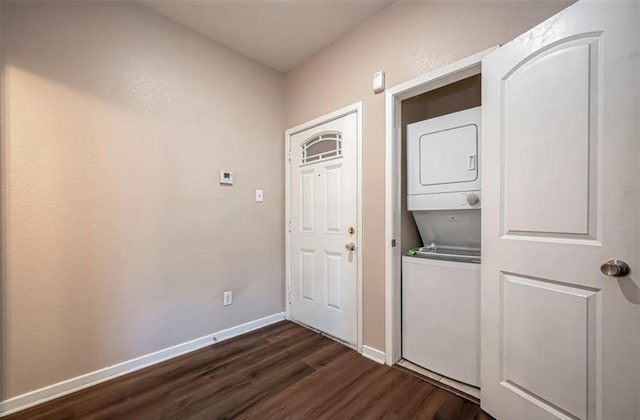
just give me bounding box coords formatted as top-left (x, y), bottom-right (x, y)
top-left (223, 291), bottom-right (232, 306)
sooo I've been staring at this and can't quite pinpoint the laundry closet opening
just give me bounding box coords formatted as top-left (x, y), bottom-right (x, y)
top-left (398, 74), bottom-right (482, 399)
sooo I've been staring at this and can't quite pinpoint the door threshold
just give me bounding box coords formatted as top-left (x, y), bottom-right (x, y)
top-left (395, 359), bottom-right (480, 403)
top-left (289, 318), bottom-right (357, 351)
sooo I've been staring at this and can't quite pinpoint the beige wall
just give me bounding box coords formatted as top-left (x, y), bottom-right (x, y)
top-left (0, 0), bottom-right (575, 401)
top-left (1, 2), bottom-right (284, 398)
top-left (284, 1), bottom-right (572, 350)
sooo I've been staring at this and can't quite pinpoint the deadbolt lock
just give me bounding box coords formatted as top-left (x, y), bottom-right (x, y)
top-left (348, 227), bottom-right (355, 235)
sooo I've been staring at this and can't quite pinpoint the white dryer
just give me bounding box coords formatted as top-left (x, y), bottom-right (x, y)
top-left (407, 106), bottom-right (481, 211)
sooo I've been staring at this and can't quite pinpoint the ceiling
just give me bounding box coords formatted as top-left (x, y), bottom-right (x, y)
top-left (140, 0), bottom-right (393, 73)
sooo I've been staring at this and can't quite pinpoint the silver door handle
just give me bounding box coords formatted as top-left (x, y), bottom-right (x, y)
top-left (600, 259), bottom-right (630, 277)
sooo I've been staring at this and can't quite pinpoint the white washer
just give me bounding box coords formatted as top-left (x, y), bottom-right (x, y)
top-left (402, 255), bottom-right (480, 387)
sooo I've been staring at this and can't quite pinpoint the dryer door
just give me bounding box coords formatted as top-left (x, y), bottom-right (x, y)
top-left (419, 124), bottom-right (477, 186)
top-left (407, 106), bottom-right (481, 197)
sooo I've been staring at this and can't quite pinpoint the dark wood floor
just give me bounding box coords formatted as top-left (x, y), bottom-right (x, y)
top-left (6, 321), bottom-right (491, 420)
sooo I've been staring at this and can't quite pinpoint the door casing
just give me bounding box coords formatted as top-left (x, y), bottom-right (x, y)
top-left (384, 47), bottom-right (497, 365)
top-left (285, 101), bottom-right (363, 352)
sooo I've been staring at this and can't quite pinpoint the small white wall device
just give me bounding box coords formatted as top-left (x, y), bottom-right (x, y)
top-left (373, 70), bottom-right (385, 94)
top-left (219, 170), bottom-right (233, 185)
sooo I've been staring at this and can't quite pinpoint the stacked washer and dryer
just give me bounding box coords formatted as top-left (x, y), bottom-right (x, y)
top-left (402, 106), bottom-right (481, 388)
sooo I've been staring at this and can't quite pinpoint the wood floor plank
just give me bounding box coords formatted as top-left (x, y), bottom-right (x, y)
top-left (310, 359), bottom-right (396, 420)
top-left (301, 340), bottom-right (350, 368)
top-left (349, 371), bottom-right (425, 419)
top-left (4, 321), bottom-right (492, 420)
top-left (189, 362), bottom-right (316, 420)
top-left (392, 378), bottom-right (441, 419)
top-left (240, 348), bottom-right (370, 419)
top-left (284, 352), bottom-right (380, 418)
top-left (239, 333), bottom-right (328, 382)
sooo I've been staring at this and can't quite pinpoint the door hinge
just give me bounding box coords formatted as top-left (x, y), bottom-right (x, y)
top-left (288, 151), bottom-right (292, 162)
top-left (288, 221), bottom-right (292, 233)
top-left (391, 239), bottom-right (397, 247)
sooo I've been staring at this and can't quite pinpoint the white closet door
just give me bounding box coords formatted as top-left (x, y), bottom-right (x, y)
top-left (481, 1), bottom-right (639, 419)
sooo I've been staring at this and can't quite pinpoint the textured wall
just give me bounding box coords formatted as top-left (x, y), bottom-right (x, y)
top-left (284, 0), bottom-right (572, 351)
top-left (1, 1), bottom-right (284, 398)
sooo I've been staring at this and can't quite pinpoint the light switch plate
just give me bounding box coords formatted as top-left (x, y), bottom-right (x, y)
top-left (256, 189), bottom-right (263, 202)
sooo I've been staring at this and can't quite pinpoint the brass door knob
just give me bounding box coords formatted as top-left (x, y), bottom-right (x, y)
top-left (345, 242), bottom-right (356, 251)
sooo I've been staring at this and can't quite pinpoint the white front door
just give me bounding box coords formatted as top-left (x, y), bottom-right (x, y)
top-left (288, 111), bottom-right (358, 345)
top-left (481, 1), bottom-right (639, 419)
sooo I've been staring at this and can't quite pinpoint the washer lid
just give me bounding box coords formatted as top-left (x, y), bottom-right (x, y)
top-left (414, 245), bottom-right (481, 264)
top-left (412, 209), bottom-right (481, 249)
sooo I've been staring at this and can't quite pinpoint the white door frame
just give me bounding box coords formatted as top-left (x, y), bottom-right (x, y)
top-left (384, 48), bottom-right (497, 365)
top-left (285, 101), bottom-right (364, 352)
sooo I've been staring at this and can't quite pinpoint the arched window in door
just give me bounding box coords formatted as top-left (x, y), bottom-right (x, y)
top-left (300, 131), bottom-right (342, 165)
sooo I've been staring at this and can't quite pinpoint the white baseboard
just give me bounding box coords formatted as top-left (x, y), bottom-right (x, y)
top-left (0, 312), bottom-right (286, 417)
top-left (361, 345), bottom-right (386, 364)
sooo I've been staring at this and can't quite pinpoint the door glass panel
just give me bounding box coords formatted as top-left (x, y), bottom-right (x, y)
top-left (301, 131), bottom-right (342, 165)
